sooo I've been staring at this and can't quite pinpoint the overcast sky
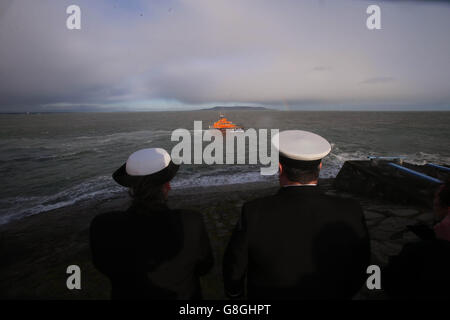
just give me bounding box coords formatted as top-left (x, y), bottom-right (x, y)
top-left (0, 0), bottom-right (449, 112)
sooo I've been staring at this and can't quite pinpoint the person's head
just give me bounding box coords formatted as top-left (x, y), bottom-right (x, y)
top-left (112, 148), bottom-right (179, 207)
top-left (434, 180), bottom-right (450, 220)
top-left (129, 180), bottom-right (172, 204)
top-left (272, 130), bottom-right (331, 186)
top-left (279, 160), bottom-right (323, 185)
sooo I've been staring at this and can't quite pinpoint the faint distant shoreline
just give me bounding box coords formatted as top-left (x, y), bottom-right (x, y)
top-left (202, 106), bottom-right (269, 111)
top-left (1, 109), bottom-right (449, 114)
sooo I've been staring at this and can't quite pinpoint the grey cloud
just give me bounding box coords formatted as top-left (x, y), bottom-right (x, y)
top-left (312, 66), bottom-right (332, 72)
top-left (360, 77), bottom-right (395, 85)
top-left (368, 0), bottom-right (450, 3)
top-left (0, 0), bottom-right (449, 111)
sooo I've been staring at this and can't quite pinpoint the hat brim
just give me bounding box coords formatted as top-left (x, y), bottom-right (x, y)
top-left (279, 154), bottom-right (322, 169)
top-left (113, 160), bottom-right (179, 187)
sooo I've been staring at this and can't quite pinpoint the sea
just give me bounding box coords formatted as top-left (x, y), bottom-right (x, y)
top-left (0, 111), bottom-right (449, 225)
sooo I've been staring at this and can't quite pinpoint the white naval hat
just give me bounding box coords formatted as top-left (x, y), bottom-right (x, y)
top-left (113, 148), bottom-right (179, 187)
top-left (272, 130), bottom-right (331, 167)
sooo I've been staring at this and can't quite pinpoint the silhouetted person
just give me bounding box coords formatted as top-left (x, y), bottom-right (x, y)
top-left (223, 130), bottom-right (370, 299)
top-left (90, 148), bottom-right (213, 299)
top-left (384, 180), bottom-right (450, 299)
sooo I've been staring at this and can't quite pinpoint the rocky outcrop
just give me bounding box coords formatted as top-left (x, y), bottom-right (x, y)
top-left (334, 160), bottom-right (447, 207)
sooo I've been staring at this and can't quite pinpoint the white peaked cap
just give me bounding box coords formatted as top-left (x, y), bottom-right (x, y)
top-left (272, 130), bottom-right (331, 161)
top-left (126, 148), bottom-right (171, 176)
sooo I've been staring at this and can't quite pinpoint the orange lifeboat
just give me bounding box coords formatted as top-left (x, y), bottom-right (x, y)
top-left (209, 114), bottom-right (244, 132)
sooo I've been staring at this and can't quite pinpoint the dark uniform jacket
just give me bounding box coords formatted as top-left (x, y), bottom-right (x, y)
top-left (383, 239), bottom-right (450, 299)
top-left (90, 203), bottom-right (213, 299)
top-left (223, 186), bottom-right (370, 299)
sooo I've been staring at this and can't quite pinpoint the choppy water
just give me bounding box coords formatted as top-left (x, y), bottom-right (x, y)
top-left (0, 111), bottom-right (449, 225)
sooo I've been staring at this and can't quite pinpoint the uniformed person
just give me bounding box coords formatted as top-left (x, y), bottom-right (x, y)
top-left (383, 180), bottom-right (450, 299)
top-left (90, 148), bottom-right (213, 299)
top-left (223, 130), bottom-right (370, 299)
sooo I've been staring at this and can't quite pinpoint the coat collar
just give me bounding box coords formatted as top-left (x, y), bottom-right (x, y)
top-left (127, 201), bottom-right (170, 215)
top-left (277, 185), bottom-right (323, 196)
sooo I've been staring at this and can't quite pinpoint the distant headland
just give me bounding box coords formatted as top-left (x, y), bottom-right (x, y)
top-left (203, 106), bottom-right (269, 111)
